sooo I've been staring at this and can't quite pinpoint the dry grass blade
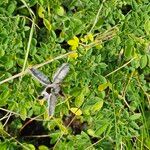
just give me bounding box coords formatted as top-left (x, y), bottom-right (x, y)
top-left (89, 0), bottom-right (106, 33)
top-left (19, 21), bottom-right (34, 83)
top-left (85, 136), bottom-right (106, 150)
top-left (105, 57), bottom-right (136, 77)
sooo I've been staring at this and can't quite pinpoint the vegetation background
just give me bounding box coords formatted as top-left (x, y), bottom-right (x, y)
top-left (0, 0), bottom-right (150, 149)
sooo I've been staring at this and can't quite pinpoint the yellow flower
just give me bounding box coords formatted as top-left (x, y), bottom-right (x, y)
top-left (87, 33), bottom-right (94, 42)
top-left (67, 36), bottom-right (79, 50)
top-left (39, 99), bottom-right (45, 105)
top-left (68, 52), bottom-right (78, 59)
top-left (81, 33), bottom-right (94, 43)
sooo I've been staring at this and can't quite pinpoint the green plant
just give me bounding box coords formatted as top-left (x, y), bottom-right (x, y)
top-left (0, 0), bottom-right (149, 149)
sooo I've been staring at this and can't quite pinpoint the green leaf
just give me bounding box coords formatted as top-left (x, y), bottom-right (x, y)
top-left (38, 145), bottom-right (49, 150)
top-left (0, 90), bottom-right (10, 106)
top-left (28, 0), bottom-right (37, 7)
top-left (0, 123), bottom-right (4, 134)
top-left (17, 58), bottom-right (24, 67)
top-left (23, 143), bottom-right (35, 150)
top-left (0, 49), bottom-right (5, 57)
top-left (7, 2), bottom-right (17, 14)
top-left (38, 5), bottom-right (45, 18)
top-left (4, 72), bottom-right (13, 83)
top-left (0, 89), bottom-right (9, 100)
top-left (145, 138), bottom-right (150, 149)
top-left (99, 75), bottom-right (107, 84)
top-left (5, 59), bottom-right (14, 70)
top-left (34, 54), bottom-right (44, 62)
top-left (43, 18), bottom-right (51, 31)
top-left (124, 40), bottom-right (134, 59)
top-left (98, 82), bottom-right (109, 92)
top-left (0, 128), bottom-right (8, 137)
top-left (83, 86), bottom-right (90, 95)
top-left (24, 26), bottom-right (30, 31)
top-left (144, 20), bottom-right (150, 35)
top-left (87, 129), bottom-right (98, 137)
top-left (20, 107), bottom-right (27, 120)
top-left (140, 55), bottom-right (147, 69)
top-left (99, 62), bottom-right (107, 69)
top-left (75, 92), bottom-right (84, 107)
top-left (130, 121), bottom-right (140, 130)
top-left (130, 113), bottom-right (141, 120)
top-left (92, 99), bottom-right (103, 112)
top-left (147, 54), bottom-right (150, 67)
top-left (0, 143), bottom-right (7, 150)
top-left (38, 0), bottom-right (44, 5)
top-left (50, 132), bottom-right (62, 144)
top-left (55, 119), bottom-right (68, 134)
top-left (56, 6), bottom-right (65, 16)
top-left (98, 91), bottom-right (106, 99)
top-left (83, 106), bottom-right (90, 115)
top-left (95, 123), bottom-right (109, 136)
